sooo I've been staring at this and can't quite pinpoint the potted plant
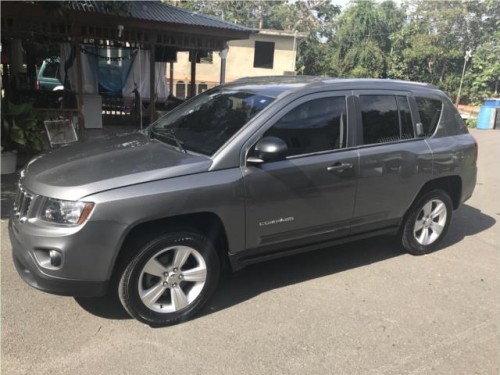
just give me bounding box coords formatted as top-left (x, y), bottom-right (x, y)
top-left (1, 99), bottom-right (44, 174)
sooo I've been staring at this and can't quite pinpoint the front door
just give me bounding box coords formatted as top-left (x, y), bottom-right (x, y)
top-left (242, 93), bottom-right (358, 254)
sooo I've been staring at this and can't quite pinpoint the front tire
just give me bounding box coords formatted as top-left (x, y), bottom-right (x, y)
top-left (118, 230), bottom-right (220, 326)
top-left (401, 190), bottom-right (453, 255)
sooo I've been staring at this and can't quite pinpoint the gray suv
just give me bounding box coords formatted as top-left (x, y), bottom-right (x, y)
top-left (9, 77), bottom-right (477, 326)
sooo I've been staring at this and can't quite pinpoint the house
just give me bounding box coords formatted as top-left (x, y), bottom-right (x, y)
top-left (171, 29), bottom-right (308, 98)
top-left (1, 1), bottom-right (254, 131)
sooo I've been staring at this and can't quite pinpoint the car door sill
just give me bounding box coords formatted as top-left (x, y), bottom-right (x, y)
top-left (229, 226), bottom-right (399, 271)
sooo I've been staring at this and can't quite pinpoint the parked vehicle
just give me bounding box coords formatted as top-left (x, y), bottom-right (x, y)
top-left (9, 77), bottom-right (477, 326)
top-left (37, 57), bottom-right (123, 96)
top-left (36, 58), bottom-right (62, 91)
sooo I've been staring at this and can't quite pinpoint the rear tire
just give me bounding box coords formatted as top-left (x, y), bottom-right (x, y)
top-left (118, 230), bottom-right (220, 326)
top-left (401, 190), bottom-right (452, 255)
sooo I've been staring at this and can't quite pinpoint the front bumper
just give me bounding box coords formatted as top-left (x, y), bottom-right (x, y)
top-left (8, 205), bottom-right (128, 297)
top-left (9, 221), bottom-right (109, 297)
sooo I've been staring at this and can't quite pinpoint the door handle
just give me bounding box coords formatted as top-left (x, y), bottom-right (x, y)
top-left (327, 162), bottom-right (353, 172)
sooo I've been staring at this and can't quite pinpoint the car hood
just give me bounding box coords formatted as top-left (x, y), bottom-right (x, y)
top-left (21, 132), bottom-right (212, 200)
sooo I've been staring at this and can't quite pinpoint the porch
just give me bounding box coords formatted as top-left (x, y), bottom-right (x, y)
top-left (1, 1), bottom-right (254, 138)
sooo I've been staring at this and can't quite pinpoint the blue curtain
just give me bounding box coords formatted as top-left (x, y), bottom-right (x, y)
top-left (82, 46), bottom-right (137, 96)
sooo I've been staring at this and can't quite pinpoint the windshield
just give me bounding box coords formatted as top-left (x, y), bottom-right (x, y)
top-left (149, 87), bottom-right (275, 155)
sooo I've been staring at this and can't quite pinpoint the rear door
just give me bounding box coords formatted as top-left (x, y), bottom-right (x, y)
top-left (241, 92), bottom-right (359, 254)
top-left (351, 91), bottom-right (432, 234)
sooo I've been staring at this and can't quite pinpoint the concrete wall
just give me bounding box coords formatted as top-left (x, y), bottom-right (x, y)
top-left (170, 31), bottom-right (299, 98)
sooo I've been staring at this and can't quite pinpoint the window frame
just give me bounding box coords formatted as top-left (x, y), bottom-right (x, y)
top-left (243, 91), bottom-right (355, 165)
top-left (352, 90), bottom-right (420, 148)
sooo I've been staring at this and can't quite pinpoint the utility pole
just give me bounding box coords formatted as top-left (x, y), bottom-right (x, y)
top-left (455, 49), bottom-right (472, 107)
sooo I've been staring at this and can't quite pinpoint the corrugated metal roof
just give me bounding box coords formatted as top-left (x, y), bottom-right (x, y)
top-left (68, 1), bottom-right (253, 33)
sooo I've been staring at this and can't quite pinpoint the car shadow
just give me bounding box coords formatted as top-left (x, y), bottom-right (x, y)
top-left (74, 293), bottom-right (131, 320)
top-left (203, 236), bottom-right (403, 317)
top-left (73, 203), bottom-right (495, 324)
top-left (441, 204), bottom-right (497, 246)
top-left (199, 204), bottom-right (496, 320)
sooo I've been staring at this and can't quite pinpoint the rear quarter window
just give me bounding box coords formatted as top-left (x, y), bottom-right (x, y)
top-left (416, 97), bottom-right (442, 137)
top-left (454, 112), bottom-right (469, 134)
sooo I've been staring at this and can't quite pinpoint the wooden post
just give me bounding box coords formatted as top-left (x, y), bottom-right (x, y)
top-left (219, 45), bottom-right (228, 84)
top-left (149, 44), bottom-right (156, 124)
top-left (26, 44), bottom-right (37, 90)
top-left (169, 61), bottom-right (174, 96)
top-left (220, 57), bottom-right (226, 84)
top-left (75, 41), bottom-right (85, 136)
top-left (190, 50), bottom-right (196, 98)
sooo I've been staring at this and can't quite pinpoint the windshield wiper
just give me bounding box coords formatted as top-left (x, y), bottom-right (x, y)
top-left (150, 128), bottom-right (187, 154)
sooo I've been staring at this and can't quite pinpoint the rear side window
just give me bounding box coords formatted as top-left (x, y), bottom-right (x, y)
top-left (360, 95), bottom-right (414, 144)
top-left (43, 63), bottom-right (59, 78)
top-left (265, 96), bottom-right (347, 157)
top-left (415, 97), bottom-right (442, 137)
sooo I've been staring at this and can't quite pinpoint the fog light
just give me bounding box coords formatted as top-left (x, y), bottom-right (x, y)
top-left (49, 250), bottom-right (62, 267)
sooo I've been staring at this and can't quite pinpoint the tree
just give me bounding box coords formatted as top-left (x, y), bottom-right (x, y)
top-left (40, 1), bottom-right (132, 17)
top-left (463, 1), bottom-right (500, 102)
top-left (292, 1), bottom-right (341, 75)
top-left (388, 0), bottom-right (498, 98)
top-left (169, 0), bottom-right (284, 29)
top-left (328, 0), bottom-right (405, 78)
top-left (466, 30), bottom-right (500, 102)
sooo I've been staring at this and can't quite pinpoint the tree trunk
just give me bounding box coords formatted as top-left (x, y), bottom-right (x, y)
top-left (439, 62), bottom-right (447, 83)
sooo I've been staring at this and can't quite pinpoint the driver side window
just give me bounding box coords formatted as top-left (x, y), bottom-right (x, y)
top-left (264, 96), bottom-right (347, 158)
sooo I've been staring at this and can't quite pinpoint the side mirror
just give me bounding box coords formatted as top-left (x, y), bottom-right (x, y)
top-left (247, 136), bottom-right (288, 164)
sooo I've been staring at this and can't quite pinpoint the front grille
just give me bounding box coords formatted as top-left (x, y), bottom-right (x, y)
top-left (13, 185), bottom-right (36, 223)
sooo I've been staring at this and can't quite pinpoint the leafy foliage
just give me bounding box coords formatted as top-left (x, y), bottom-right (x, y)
top-left (171, 0), bottom-right (280, 29)
top-left (1, 100), bottom-right (44, 153)
top-left (466, 32), bottom-right (500, 102)
top-left (40, 1), bottom-right (132, 17)
top-left (390, 0), bottom-right (499, 102)
top-left (293, 1), bottom-right (341, 75)
top-left (328, 0), bottom-right (405, 77)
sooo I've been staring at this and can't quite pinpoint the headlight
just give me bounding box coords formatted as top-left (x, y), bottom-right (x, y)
top-left (41, 199), bottom-right (94, 225)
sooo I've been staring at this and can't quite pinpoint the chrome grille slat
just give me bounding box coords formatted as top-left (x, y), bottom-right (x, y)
top-left (13, 185), bottom-right (36, 223)
top-left (14, 187), bottom-right (22, 209)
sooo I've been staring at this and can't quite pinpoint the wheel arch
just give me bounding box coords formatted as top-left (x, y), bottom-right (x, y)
top-left (110, 212), bottom-right (231, 287)
top-left (415, 175), bottom-right (462, 210)
top-left (401, 175), bottom-right (462, 230)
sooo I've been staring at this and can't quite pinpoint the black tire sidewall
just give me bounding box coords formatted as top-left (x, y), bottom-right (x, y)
top-left (119, 231), bottom-right (220, 326)
top-left (402, 190), bottom-right (453, 255)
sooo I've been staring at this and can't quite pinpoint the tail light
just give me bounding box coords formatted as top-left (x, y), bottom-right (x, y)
top-left (36, 80), bottom-right (40, 90)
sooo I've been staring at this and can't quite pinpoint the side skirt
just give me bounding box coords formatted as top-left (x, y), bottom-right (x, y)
top-left (228, 226), bottom-right (399, 271)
